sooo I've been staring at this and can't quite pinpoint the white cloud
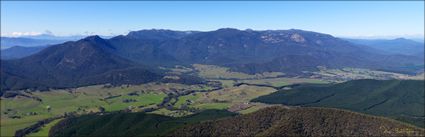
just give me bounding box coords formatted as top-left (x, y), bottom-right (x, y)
top-left (2, 31), bottom-right (43, 37)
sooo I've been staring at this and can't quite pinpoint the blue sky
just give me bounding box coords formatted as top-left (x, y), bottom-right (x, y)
top-left (1, 1), bottom-right (424, 38)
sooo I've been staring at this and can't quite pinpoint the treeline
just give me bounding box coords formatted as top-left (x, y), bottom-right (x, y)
top-left (171, 106), bottom-right (425, 137)
top-left (48, 110), bottom-right (236, 137)
top-left (252, 79), bottom-right (425, 127)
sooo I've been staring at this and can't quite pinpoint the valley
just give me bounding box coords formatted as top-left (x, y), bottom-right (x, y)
top-left (0, 64), bottom-right (306, 136)
top-left (2, 1), bottom-right (424, 137)
top-left (0, 28), bottom-right (424, 137)
top-left (1, 63), bottom-right (423, 136)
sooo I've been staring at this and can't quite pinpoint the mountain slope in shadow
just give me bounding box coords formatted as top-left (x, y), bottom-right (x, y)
top-left (1, 36), bottom-right (161, 91)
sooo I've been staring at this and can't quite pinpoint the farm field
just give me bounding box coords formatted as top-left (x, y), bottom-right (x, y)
top-left (312, 67), bottom-right (423, 82)
top-left (190, 64), bottom-right (329, 87)
top-left (26, 118), bottom-right (63, 137)
top-left (0, 83), bottom-right (207, 137)
top-left (239, 77), bottom-right (327, 87)
top-left (193, 64), bottom-right (284, 79)
top-left (171, 85), bottom-right (278, 114)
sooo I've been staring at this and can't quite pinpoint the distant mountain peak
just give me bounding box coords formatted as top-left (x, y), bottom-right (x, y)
top-left (77, 35), bottom-right (108, 45)
top-left (80, 35), bottom-right (103, 41)
top-left (69, 35), bottom-right (116, 50)
top-left (129, 29), bottom-right (173, 34)
top-left (217, 28), bottom-right (239, 30)
top-left (215, 28), bottom-right (241, 32)
top-left (288, 28), bottom-right (305, 32)
top-left (126, 29), bottom-right (195, 40)
top-left (393, 37), bottom-right (410, 41)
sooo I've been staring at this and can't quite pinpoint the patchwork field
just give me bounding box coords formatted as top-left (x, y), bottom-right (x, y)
top-left (312, 67), bottom-right (423, 82)
top-left (190, 64), bottom-right (329, 87)
top-left (193, 64), bottom-right (284, 79)
top-left (239, 77), bottom-right (327, 87)
top-left (0, 83), bottom-right (208, 136)
top-left (168, 85), bottom-right (278, 114)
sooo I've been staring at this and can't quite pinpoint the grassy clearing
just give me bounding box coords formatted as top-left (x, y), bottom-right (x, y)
top-left (192, 103), bottom-right (231, 110)
top-left (173, 93), bottom-right (201, 109)
top-left (240, 77), bottom-right (327, 87)
top-left (150, 85), bottom-right (277, 117)
top-left (198, 85), bottom-right (276, 103)
top-left (103, 93), bottom-right (166, 112)
top-left (148, 108), bottom-right (194, 117)
top-left (214, 80), bottom-right (236, 88)
top-left (160, 65), bottom-right (194, 75)
top-left (183, 85), bottom-right (277, 112)
top-left (193, 64), bottom-right (284, 79)
top-left (0, 114), bottom-right (51, 137)
top-left (26, 118), bottom-right (63, 137)
top-left (313, 67), bottom-right (415, 82)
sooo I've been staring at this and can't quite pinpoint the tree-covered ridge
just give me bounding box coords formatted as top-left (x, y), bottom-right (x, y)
top-left (48, 109), bottom-right (236, 137)
top-left (171, 106), bottom-right (424, 137)
top-left (252, 79), bottom-right (425, 127)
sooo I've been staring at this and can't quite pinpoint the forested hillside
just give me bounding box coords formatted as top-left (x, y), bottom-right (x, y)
top-left (172, 107), bottom-right (424, 136)
top-left (253, 79), bottom-right (425, 127)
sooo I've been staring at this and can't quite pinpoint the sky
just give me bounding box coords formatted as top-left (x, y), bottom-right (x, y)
top-left (1, 1), bottom-right (424, 38)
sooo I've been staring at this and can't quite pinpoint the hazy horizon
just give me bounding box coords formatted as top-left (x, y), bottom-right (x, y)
top-left (1, 1), bottom-right (424, 39)
top-left (1, 28), bottom-right (424, 41)
top-left (1, 2), bottom-right (424, 137)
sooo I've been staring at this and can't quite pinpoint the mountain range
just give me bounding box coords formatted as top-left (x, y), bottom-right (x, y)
top-left (108, 29), bottom-right (422, 72)
top-left (0, 37), bottom-right (65, 49)
top-left (345, 38), bottom-right (424, 57)
top-left (1, 46), bottom-right (49, 60)
top-left (0, 34), bottom-right (114, 49)
top-left (3, 34), bottom-right (423, 63)
top-left (1, 28), bottom-right (424, 91)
